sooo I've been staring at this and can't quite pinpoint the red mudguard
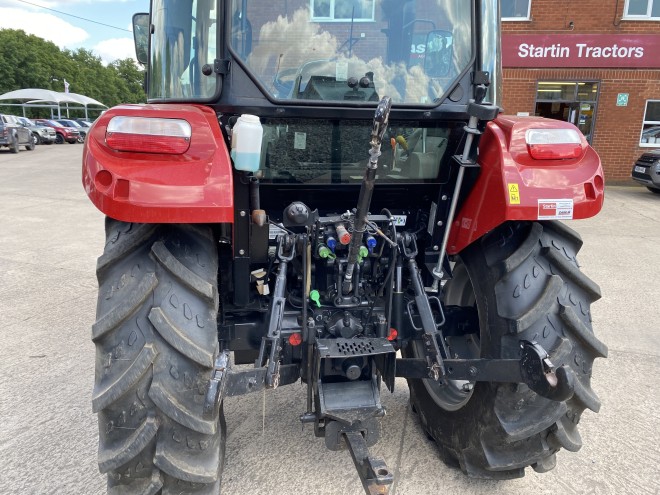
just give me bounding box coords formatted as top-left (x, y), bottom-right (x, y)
top-left (447, 116), bottom-right (604, 255)
top-left (82, 104), bottom-right (234, 224)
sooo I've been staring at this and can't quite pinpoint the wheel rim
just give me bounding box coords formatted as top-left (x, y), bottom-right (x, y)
top-left (413, 260), bottom-right (481, 411)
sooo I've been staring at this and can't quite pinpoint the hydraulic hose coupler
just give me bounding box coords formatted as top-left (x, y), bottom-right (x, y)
top-left (317, 244), bottom-right (336, 260)
top-left (358, 246), bottom-right (369, 263)
top-left (365, 235), bottom-right (377, 254)
top-left (336, 224), bottom-right (351, 245)
top-left (326, 236), bottom-right (337, 252)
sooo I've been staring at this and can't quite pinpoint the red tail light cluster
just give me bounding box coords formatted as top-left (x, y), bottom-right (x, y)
top-left (525, 128), bottom-right (585, 160)
top-left (105, 116), bottom-right (192, 154)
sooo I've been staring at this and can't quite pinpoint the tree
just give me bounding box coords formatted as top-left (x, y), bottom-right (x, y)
top-left (110, 58), bottom-right (147, 104)
top-left (0, 29), bottom-right (145, 116)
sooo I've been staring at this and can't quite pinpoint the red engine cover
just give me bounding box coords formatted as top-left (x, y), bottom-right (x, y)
top-left (447, 116), bottom-right (604, 255)
top-left (82, 104), bottom-right (233, 224)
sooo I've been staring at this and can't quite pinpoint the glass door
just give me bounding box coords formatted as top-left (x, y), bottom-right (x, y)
top-left (535, 82), bottom-right (599, 144)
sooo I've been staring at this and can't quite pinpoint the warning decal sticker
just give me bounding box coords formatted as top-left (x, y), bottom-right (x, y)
top-left (538, 199), bottom-right (574, 220)
top-left (508, 183), bottom-right (521, 205)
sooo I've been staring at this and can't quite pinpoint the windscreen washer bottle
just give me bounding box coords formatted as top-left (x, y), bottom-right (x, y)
top-left (231, 114), bottom-right (263, 172)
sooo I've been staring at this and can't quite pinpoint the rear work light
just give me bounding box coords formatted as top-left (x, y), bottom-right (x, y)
top-left (106, 116), bottom-right (192, 154)
top-left (525, 128), bottom-right (584, 160)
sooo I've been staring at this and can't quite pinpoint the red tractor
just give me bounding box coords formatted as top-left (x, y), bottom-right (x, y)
top-left (83, 1), bottom-right (607, 493)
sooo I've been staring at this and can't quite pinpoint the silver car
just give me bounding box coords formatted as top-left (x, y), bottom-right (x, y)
top-left (16, 116), bottom-right (57, 145)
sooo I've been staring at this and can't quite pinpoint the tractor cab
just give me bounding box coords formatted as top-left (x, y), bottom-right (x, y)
top-left (135, 0), bottom-right (499, 106)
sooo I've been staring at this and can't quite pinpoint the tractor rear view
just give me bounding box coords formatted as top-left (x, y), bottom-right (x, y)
top-left (82, 1), bottom-right (607, 493)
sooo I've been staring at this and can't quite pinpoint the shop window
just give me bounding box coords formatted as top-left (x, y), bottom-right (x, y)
top-left (535, 82), bottom-right (600, 144)
top-left (624, 0), bottom-right (660, 19)
top-left (311, 0), bottom-right (375, 21)
top-left (501, 0), bottom-right (531, 20)
top-left (640, 101), bottom-right (660, 147)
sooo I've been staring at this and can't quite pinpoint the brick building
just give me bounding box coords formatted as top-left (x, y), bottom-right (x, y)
top-left (500, 0), bottom-right (660, 181)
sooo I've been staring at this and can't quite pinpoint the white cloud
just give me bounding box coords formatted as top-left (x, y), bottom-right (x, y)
top-left (0, 5), bottom-right (137, 64)
top-left (93, 37), bottom-right (136, 64)
top-left (0, 7), bottom-right (89, 46)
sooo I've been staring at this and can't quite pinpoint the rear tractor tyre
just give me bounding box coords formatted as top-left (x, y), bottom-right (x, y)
top-left (406, 221), bottom-right (607, 479)
top-left (92, 219), bottom-right (226, 494)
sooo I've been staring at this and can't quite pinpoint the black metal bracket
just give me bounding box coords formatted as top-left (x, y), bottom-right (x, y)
top-left (324, 418), bottom-right (380, 451)
top-left (399, 234), bottom-right (448, 381)
top-left (203, 353), bottom-right (300, 419)
top-left (213, 58), bottom-right (231, 74)
top-left (227, 364), bottom-right (300, 396)
top-left (203, 350), bottom-right (230, 420)
top-left (471, 70), bottom-right (491, 87)
top-left (344, 430), bottom-right (393, 495)
top-left (256, 235), bottom-right (296, 388)
top-left (395, 341), bottom-right (575, 403)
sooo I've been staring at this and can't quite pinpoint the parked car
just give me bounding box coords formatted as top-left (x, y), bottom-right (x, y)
top-left (34, 119), bottom-right (80, 144)
top-left (631, 149), bottom-right (660, 194)
top-left (74, 118), bottom-right (94, 128)
top-left (0, 114), bottom-right (34, 152)
top-left (15, 116), bottom-right (57, 145)
top-left (56, 119), bottom-right (87, 142)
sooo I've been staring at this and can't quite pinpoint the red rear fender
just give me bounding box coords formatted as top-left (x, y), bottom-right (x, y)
top-left (82, 104), bottom-right (233, 224)
top-left (447, 116), bottom-right (604, 255)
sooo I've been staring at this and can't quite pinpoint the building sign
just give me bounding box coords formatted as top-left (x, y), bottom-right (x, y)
top-left (616, 93), bottom-right (629, 107)
top-left (503, 34), bottom-right (660, 68)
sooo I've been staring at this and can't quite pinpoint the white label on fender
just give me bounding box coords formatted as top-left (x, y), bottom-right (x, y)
top-left (538, 199), bottom-right (574, 220)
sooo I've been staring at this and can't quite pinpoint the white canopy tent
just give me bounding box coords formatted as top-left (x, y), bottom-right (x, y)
top-left (0, 88), bottom-right (107, 119)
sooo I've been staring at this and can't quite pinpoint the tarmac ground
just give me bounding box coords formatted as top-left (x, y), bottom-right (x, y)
top-left (0, 144), bottom-right (658, 494)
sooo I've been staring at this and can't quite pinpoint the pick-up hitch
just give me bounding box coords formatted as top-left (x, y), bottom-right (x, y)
top-left (396, 340), bottom-right (575, 402)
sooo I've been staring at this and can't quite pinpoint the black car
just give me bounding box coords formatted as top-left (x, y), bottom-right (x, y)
top-left (631, 149), bottom-right (660, 194)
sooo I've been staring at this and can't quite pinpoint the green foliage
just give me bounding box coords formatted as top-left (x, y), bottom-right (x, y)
top-left (0, 28), bottom-right (145, 117)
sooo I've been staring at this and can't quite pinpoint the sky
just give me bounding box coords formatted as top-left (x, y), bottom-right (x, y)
top-left (0, 0), bottom-right (149, 67)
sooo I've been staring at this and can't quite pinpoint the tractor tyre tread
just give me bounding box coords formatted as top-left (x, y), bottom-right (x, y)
top-left (407, 220), bottom-right (606, 479)
top-left (94, 220), bottom-right (224, 494)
